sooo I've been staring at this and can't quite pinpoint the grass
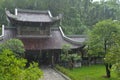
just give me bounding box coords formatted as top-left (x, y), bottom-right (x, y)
top-left (56, 64), bottom-right (119, 80)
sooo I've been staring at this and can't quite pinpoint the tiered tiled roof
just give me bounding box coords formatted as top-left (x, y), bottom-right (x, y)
top-left (5, 8), bottom-right (61, 26)
top-left (0, 27), bottom-right (85, 50)
top-left (1, 9), bottom-right (85, 50)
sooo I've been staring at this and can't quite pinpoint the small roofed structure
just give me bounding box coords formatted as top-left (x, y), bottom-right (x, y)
top-left (4, 8), bottom-right (85, 65)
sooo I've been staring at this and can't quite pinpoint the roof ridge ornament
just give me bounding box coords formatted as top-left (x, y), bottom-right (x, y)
top-left (15, 8), bottom-right (18, 15)
top-left (48, 10), bottom-right (52, 17)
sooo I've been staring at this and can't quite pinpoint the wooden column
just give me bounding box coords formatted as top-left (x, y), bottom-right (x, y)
top-left (17, 27), bottom-right (21, 35)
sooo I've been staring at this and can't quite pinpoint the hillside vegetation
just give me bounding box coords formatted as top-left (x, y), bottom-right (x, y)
top-left (0, 0), bottom-right (119, 34)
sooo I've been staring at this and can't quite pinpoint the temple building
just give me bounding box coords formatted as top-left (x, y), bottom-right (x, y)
top-left (1, 9), bottom-right (85, 65)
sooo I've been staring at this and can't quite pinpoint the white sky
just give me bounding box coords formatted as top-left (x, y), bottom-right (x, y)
top-left (93, 0), bottom-right (109, 2)
top-left (93, 0), bottom-right (102, 2)
top-left (93, 0), bottom-right (120, 1)
top-left (93, 0), bottom-right (100, 1)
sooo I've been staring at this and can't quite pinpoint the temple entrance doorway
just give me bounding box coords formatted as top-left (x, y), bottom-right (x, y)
top-left (25, 50), bottom-right (59, 66)
top-left (39, 52), bottom-right (52, 65)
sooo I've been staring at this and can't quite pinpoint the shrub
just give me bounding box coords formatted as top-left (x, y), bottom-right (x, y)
top-left (56, 65), bottom-right (76, 80)
top-left (0, 39), bottom-right (25, 57)
top-left (0, 49), bottom-right (43, 80)
top-left (61, 44), bottom-right (81, 68)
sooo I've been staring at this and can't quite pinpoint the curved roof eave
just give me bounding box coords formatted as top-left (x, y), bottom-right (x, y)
top-left (6, 9), bottom-right (61, 23)
top-left (59, 27), bottom-right (85, 46)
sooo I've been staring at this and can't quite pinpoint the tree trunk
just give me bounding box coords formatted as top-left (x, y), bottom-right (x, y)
top-left (105, 63), bottom-right (112, 78)
top-left (104, 40), bottom-right (111, 78)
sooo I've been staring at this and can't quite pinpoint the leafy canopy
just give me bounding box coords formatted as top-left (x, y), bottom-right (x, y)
top-left (0, 39), bottom-right (25, 57)
top-left (0, 49), bottom-right (43, 80)
top-left (87, 19), bottom-right (120, 78)
top-left (87, 19), bottom-right (120, 56)
top-left (105, 45), bottom-right (120, 78)
top-left (61, 44), bottom-right (81, 62)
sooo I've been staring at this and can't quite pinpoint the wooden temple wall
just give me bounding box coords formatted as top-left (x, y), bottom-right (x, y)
top-left (17, 26), bottom-right (50, 36)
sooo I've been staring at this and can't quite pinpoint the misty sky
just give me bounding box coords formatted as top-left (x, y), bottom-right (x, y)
top-left (93, 0), bottom-right (102, 2)
top-left (93, 0), bottom-right (99, 1)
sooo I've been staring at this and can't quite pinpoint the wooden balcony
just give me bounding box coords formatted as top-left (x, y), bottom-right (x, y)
top-left (17, 34), bottom-right (51, 38)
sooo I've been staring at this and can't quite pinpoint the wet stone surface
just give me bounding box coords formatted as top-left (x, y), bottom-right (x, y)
top-left (41, 66), bottom-right (66, 80)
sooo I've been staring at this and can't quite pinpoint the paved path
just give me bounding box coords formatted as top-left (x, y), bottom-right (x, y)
top-left (41, 66), bottom-right (66, 80)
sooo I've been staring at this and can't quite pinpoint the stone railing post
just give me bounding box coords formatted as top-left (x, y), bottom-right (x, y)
top-left (2, 25), bottom-right (5, 37)
top-left (0, 25), bottom-right (5, 40)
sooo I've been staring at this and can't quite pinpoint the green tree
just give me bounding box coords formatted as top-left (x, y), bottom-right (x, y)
top-left (0, 49), bottom-right (43, 80)
top-left (87, 19), bottom-right (120, 78)
top-left (0, 0), bottom-right (120, 34)
top-left (61, 44), bottom-right (81, 69)
top-left (104, 25), bottom-right (120, 78)
top-left (105, 46), bottom-right (120, 78)
top-left (61, 44), bottom-right (71, 63)
top-left (1, 39), bottom-right (25, 57)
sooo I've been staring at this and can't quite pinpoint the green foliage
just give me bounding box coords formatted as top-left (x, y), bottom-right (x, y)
top-left (0, 39), bottom-right (25, 57)
top-left (62, 44), bottom-right (71, 54)
top-left (61, 44), bottom-right (71, 62)
top-left (61, 53), bottom-right (69, 62)
top-left (23, 63), bottom-right (43, 80)
top-left (0, 0), bottom-right (119, 34)
top-left (87, 19), bottom-right (120, 57)
top-left (56, 65), bottom-right (118, 80)
top-left (112, 63), bottom-right (120, 79)
top-left (61, 44), bottom-right (81, 68)
top-left (56, 65), bottom-right (75, 80)
top-left (0, 49), bottom-right (43, 80)
top-left (61, 44), bottom-right (81, 62)
top-left (87, 19), bottom-right (120, 78)
top-left (61, 53), bottom-right (81, 62)
top-left (105, 46), bottom-right (120, 78)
